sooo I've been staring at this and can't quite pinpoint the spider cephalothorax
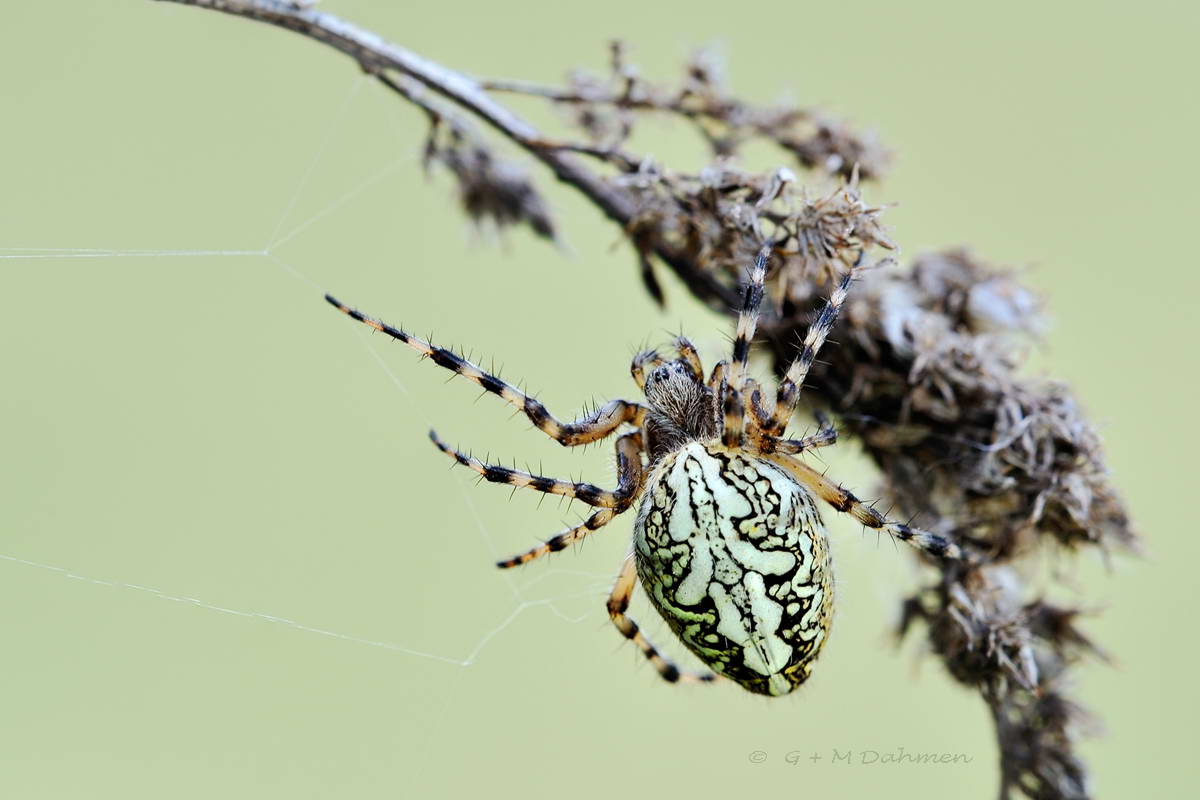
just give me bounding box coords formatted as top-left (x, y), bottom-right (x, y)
top-left (639, 358), bottom-right (718, 460)
top-left (325, 247), bottom-right (963, 696)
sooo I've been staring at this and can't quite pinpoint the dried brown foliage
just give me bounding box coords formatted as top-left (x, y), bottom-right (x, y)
top-left (377, 72), bottom-right (557, 240)
top-left (486, 41), bottom-right (889, 180)
top-left (421, 123), bottom-right (556, 241)
top-left (159, 4), bottom-right (1136, 798)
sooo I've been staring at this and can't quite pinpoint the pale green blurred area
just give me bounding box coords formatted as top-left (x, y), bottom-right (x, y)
top-left (1, 0), bottom-right (1194, 796)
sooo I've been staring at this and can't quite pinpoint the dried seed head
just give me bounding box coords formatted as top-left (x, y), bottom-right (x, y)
top-left (422, 125), bottom-right (556, 241)
top-left (772, 111), bottom-right (891, 181)
top-left (778, 174), bottom-right (896, 293)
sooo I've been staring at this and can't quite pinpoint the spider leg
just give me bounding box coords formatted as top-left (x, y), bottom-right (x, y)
top-left (720, 245), bottom-right (772, 448)
top-left (497, 509), bottom-right (616, 569)
top-left (496, 432), bottom-right (644, 568)
top-left (631, 349), bottom-right (666, 390)
top-left (720, 381), bottom-right (746, 448)
top-left (607, 554), bottom-right (716, 685)
top-left (711, 358), bottom-right (752, 448)
top-left (756, 412), bottom-right (837, 454)
top-left (672, 336), bottom-right (704, 381)
top-left (327, 294), bottom-right (643, 445)
top-left (727, 244), bottom-right (770, 389)
top-left (763, 452), bottom-right (963, 560)
top-left (764, 271), bottom-right (854, 436)
top-left (744, 377), bottom-right (774, 430)
top-left (707, 359), bottom-right (728, 392)
top-left (429, 430), bottom-right (637, 509)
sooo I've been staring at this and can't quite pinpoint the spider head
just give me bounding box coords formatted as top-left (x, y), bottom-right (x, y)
top-left (642, 360), bottom-right (695, 403)
top-left (642, 360), bottom-right (718, 459)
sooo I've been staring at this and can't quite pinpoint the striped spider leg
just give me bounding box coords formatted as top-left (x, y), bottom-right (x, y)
top-left (719, 258), bottom-right (964, 560)
top-left (324, 294), bottom-right (711, 684)
top-left (325, 245), bottom-right (964, 697)
top-left (630, 245), bottom-right (965, 696)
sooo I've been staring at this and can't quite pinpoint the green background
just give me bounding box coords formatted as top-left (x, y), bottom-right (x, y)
top-left (2, 1), bottom-right (1194, 796)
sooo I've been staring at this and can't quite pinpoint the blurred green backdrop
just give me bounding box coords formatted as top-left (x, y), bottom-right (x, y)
top-left (2, 1), bottom-right (1194, 797)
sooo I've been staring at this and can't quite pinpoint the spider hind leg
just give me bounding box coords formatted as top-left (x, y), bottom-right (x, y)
top-left (765, 452), bottom-right (964, 560)
top-left (608, 556), bottom-right (716, 685)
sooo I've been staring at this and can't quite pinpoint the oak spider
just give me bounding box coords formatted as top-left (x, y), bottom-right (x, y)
top-left (325, 247), bottom-right (963, 696)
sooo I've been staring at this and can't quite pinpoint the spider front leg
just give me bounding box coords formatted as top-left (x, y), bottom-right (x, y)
top-left (718, 244), bottom-right (771, 448)
top-left (327, 294), bottom-right (643, 446)
top-left (727, 244), bottom-right (769, 388)
top-left (495, 431), bottom-right (645, 568)
top-left (764, 271), bottom-right (855, 436)
top-left (607, 555), bottom-right (716, 685)
top-left (763, 452), bottom-right (964, 560)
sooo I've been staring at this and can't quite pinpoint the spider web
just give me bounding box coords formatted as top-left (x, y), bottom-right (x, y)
top-left (1, 74), bottom-right (626, 672)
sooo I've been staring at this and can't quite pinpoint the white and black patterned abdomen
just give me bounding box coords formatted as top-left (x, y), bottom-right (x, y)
top-left (633, 442), bottom-right (834, 696)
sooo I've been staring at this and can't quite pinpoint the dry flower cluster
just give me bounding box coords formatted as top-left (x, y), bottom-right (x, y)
top-left (158, 3), bottom-right (1135, 798)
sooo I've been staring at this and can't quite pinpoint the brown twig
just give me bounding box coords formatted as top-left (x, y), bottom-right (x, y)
top-left (154, 0), bottom-right (738, 307)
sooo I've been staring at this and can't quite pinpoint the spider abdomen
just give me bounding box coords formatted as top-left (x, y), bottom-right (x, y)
top-left (633, 442), bottom-right (834, 696)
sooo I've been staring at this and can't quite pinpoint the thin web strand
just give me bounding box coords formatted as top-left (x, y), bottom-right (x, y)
top-left (0, 553), bottom-right (600, 667)
top-left (264, 75), bottom-right (367, 247)
top-left (1, 75), bottom-right (616, 671)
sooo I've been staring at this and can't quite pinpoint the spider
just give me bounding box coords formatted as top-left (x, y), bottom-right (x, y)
top-left (324, 247), bottom-right (963, 697)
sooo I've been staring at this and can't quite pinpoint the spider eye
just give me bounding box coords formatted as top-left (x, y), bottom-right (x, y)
top-left (645, 363), bottom-right (684, 389)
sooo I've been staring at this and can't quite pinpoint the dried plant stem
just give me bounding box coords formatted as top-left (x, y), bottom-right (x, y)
top-left (154, 0), bottom-right (737, 306)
